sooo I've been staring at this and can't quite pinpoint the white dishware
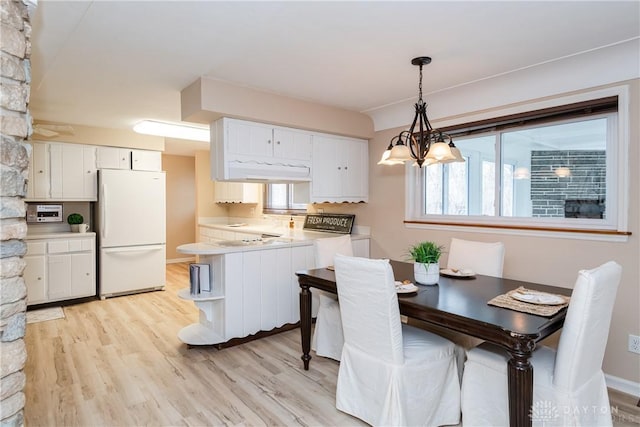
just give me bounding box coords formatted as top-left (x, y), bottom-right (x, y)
top-left (440, 268), bottom-right (475, 278)
top-left (510, 291), bottom-right (565, 305)
top-left (394, 281), bottom-right (418, 294)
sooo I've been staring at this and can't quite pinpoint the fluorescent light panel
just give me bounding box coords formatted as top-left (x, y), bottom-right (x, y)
top-left (133, 120), bottom-right (209, 142)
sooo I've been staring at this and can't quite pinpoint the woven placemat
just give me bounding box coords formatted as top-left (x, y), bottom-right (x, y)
top-left (488, 286), bottom-right (570, 317)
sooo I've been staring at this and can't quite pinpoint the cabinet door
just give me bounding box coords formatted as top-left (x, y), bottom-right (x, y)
top-left (352, 239), bottom-right (370, 258)
top-left (47, 254), bottom-right (71, 301)
top-left (82, 146), bottom-right (98, 199)
top-left (273, 247), bottom-right (293, 327)
top-left (227, 120), bottom-right (273, 158)
top-left (27, 142), bottom-right (50, 200)
top-left (260, 249), bottom-right (279, 330)
top-left (71, 252), bottom-right (95, 298)
top-left (342, 138), bottom-right (368, 199)
top-left (24, 255), bottom-right (46, 305)
top-left (273, 128), bottom-right (312, 161)
top-left (96, 146), bottom-right (131, 169)
top-left (242, 251), bottom-right (262, 336)
top-left (311, 135), bottom-right (341, 199)
top-left (131, 150), bottom-right (162, 171)
top-left (50, 144), bottom-right (97, 200)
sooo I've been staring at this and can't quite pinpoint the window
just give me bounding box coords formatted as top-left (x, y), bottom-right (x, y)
top-left (407, 90), bottom-right (630, 236)
top-left (263, 183), bottom-right (307, 213)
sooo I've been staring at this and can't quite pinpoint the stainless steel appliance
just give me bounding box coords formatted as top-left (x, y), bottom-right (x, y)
top-left (26, 204), bottom-right (63, 223)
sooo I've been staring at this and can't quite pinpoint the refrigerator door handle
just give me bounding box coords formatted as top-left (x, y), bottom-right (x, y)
top-left (103, 245), bottom-right (164, 254)
top-left (101, 183), bottom-right (107, 239)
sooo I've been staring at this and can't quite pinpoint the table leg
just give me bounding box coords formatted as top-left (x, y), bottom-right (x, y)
top-left (299, 280), bottom-right (312, 370)
top-left (507, 344), bottom-right (534, 427)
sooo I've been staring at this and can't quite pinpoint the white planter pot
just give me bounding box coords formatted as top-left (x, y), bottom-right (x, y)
top-left (414, 262), bottom-right (440, 285)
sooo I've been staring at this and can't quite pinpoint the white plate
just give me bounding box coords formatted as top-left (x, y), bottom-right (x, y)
top-left (395, 281), bottom-right (418, 294)
top-left (440, 268), bottom-right (475, 278)
top-left (510, 291), bottom-right (565, 305)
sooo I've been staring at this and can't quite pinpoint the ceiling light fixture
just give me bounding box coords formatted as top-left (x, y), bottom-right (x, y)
top-left (554, 167), bottom-right (572, 178)
top-left (133, 120), bottom-right (209, 142)
top-left (378, 57), bottom-right (464, 168)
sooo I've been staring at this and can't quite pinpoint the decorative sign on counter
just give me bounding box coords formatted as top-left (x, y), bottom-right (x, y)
top-left (303, 214), bottom-right (355, 234)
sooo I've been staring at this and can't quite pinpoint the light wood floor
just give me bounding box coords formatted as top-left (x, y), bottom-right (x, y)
top-left (24, 263), bottom-right (639, 426)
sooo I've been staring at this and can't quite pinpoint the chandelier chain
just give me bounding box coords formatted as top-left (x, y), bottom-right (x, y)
top-left (418, 64), bottom-right (423, 101)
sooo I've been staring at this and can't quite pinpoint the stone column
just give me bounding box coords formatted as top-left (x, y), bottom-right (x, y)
top-left (1, 1), bottom-right (36, 426)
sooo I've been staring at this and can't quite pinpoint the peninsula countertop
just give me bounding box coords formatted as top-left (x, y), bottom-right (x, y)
top-left (179, 228), bottom-right (369, 255)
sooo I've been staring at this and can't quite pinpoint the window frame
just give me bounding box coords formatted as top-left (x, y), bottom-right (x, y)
top-left (405, 85), bottom-right (631, 241)
top-left (263, 183), bottom-right (307, 215)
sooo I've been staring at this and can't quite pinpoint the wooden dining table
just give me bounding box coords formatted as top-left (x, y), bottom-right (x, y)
top-left (296, 260), bottom-right (572, 427)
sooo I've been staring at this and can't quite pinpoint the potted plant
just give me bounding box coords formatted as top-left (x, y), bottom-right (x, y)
top-left (407, 241), bottom-right (444, 285)
top-left (67, 213), bottom-right (84, 232)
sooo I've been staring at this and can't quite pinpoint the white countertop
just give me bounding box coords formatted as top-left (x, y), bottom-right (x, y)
top-left (26, 232), bottom-right (96, 240)
top-left (181, 223), bottom-right (369, 255)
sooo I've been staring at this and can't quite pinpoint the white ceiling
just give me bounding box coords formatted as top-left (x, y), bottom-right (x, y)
top-left (29, 1), bottom-right (640, 156)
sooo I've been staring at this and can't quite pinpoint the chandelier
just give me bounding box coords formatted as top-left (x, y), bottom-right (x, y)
top-left (378, 57), bottom-right (464, 168)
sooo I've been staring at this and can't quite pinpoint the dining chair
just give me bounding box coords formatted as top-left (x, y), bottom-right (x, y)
top-left (333, 254), bottom-right (461, 426)
top-left (460, 260), bottom-right (622, 426)
top-left (447, 237), bottom-right (505, 277)
top-left (311, 234), bottom-right (353, 361)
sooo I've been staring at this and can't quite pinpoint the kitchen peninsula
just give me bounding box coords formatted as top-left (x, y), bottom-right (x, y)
top-left (177, 225), bottom-right (369, 346)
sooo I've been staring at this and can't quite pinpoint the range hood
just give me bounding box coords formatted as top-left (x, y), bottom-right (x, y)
top-left (226, 160), bottom-right (311, 182)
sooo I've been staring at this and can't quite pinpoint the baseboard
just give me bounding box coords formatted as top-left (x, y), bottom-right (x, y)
top-left (167, 257), bottom-right (195, 264)
top-left (606, 373), bottom-right (640, 397)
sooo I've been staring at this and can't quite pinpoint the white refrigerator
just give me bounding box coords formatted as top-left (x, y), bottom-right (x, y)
top-left (97, 169), bottom-right (166, 298)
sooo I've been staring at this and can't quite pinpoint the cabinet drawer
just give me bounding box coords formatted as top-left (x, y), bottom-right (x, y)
top-left (26, 242), bottom-right (46, 255)
top-left (48, 241), bottom-right (69, 254)
top-left (68, 239), bottom-right (93, 252)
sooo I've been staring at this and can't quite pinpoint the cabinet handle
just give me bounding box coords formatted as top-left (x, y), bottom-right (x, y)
top-left (276, 141), bottom-right (281, 145)
top-left (38, 170), bottom-right (43, 173)
top-left (37, 277), bottom-right (41, 280)
top-left (344, 166), bottom-right (348, 170)
top-left (338, 167), bottom-right (341, 170)
top-left (267, 139), bottom-right (272, 144)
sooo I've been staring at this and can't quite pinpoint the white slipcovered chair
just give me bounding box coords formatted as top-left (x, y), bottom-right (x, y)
top-left (311, 234), bottom-right (353, 361)
top-left (447, 237), bottom-right (505, 277)
top-left (461, 260), bottom-right (622, 427)
top-left (333, 254), bottom-right (461, 426)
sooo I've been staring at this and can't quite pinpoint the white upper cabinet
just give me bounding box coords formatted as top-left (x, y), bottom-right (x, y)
top-left (50, 143), bottom-right (97, 201)
top-left (211, 117), bottom-right (313, 182)
top-left (27, 142), bottom-right (50, 200)
top-left (311, 134), bottom-right (368, 203)
top-left (96, 146), bottom-right (162, 171)
top-left (225, 119), bottom-right (312, 162)
top-left (27, 142), bottom-right (97, 201)
top-left (96, 146), bottom-right (131, 169)
top-left (214, 181), bottom-right (261, 203)
top-left (131, 149), bottom-right (162, 171)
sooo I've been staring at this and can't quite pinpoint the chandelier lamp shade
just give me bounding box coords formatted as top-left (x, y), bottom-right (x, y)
top-left (378, 57), bottom-right (465, 168)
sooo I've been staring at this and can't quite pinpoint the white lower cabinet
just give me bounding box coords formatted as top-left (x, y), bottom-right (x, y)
top-left (25, 235), bottom-right (96, 306)
top-left (24, 243), bottom-right (47, 305)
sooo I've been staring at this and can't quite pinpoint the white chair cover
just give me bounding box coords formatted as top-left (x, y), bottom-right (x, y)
top-left (447, 237), bottom-right (505, 278)
top-left (334, 254), bottom-right (461, 427)
top-left (461, 261), bottom-right (622, 427)
top-left (311, 234), bottom-right (353, 361)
